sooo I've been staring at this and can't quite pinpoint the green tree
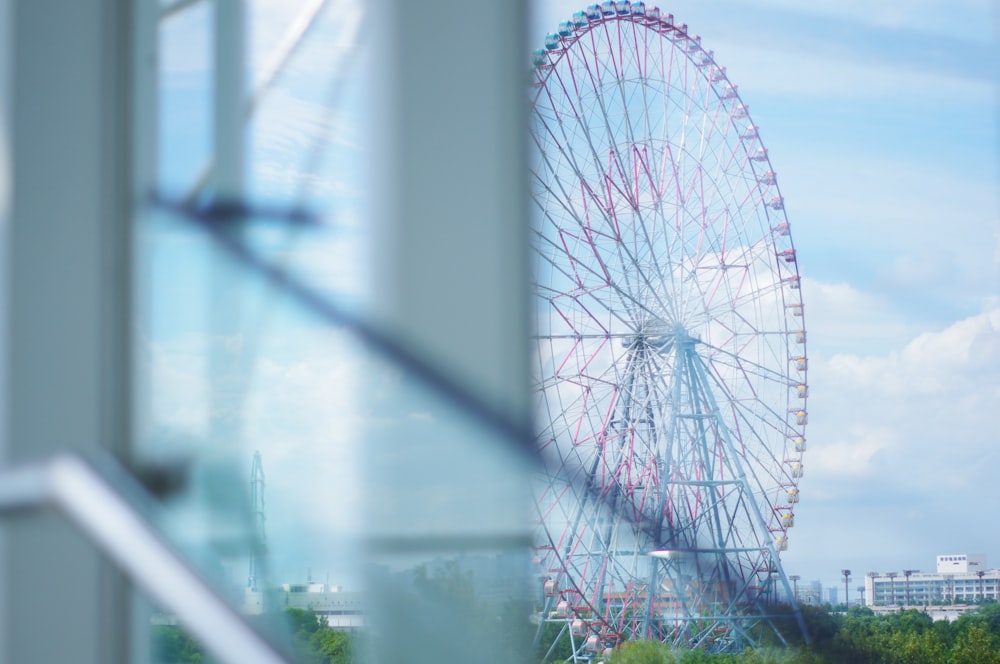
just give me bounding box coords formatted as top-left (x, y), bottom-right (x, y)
top-left (933, 618), bottom-right (957, 652)
top-left (310, 629), bottom-right (354, 664)
top-left (285, 607), bottom-right (324, 639)
top-left (497, 598), bottom-right (534, 663)
top-left (535, 619), bottom-right (574, 662)
top-left (607, 639), bottom-right (675, 664)
top-left (277, 608), bottom-right (360, 664)
top-left (957, 603), bottom-right (1000, 637)
top-left (950, 624), bottom-right (1000, 664)
top-left (151, 625), bottom-right (204, 663)
top-left (892, 608), bottom-right (935, 636)
top-left (887, 628), bottom-right (947, 664)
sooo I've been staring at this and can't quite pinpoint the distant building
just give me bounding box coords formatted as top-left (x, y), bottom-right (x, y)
top-left (826, 586), bottom-right (838, 606)
top-left (798, 580), bottom-right (823, 605)
top-left (244, 583), bottom-right (364, 630)
top-left (865, 554), bottom-right (999, 607)
top-left (936, 554), bottom-right (987, 575)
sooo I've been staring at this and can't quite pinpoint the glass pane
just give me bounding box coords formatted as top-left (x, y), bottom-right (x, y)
top-left (157, 2), bottom-right (212, 197)
top-left (135, 202), bottom-right (534, 663)
top-left (136, 1), bottom-right (374, 660)
top-left (361, 349), bottom-right (533, 664)
top-left (132, 1), bottom-right (533, 662)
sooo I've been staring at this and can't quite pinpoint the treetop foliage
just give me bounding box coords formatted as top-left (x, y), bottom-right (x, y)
top-left (151, 608), bottom-right (355, 664)
top-left (594, 604), bottom-right (1000, 664)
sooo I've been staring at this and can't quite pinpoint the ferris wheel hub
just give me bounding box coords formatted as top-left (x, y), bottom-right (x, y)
top-left (624, 324), bottom-right (700, 354)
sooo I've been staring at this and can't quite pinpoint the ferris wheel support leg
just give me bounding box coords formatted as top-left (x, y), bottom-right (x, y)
top-left (682, 349), bottom-right (741, 611)
top-left (531, 593), bottom-right (553, 651)
top-left (688, 348), bottom-right (811, 646)
top-left (641, 558), bottom-right (660, 640)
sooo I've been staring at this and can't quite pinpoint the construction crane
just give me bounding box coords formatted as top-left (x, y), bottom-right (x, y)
top-left (248, 450), bottom-right (267, 591)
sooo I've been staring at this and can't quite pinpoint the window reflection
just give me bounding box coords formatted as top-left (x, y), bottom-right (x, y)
top-left (134, 2), bottom-right (533, 663)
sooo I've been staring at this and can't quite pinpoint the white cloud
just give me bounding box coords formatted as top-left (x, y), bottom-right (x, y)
top-left (777, 152), bottom-right (996, 316)
top-left (824, 307), bottom-right (1000, 396)
top-left (793, 303), bottom-right (999, 521)
top-left (808, 425), bottom-right (898, 483)
top-left (799, 277), bottom-right (918, 353)
top-left (785, 303), bottom-right (1000, 582)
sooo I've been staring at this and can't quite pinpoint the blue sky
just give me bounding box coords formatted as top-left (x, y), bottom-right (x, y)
top-left (145, 0), bottom-right (373, 588)
top-left (145, 0), bottom-right (998, 601)
top-left (148, 0), bottom-right (531, 591)
top-left (536, 0), bottom-right (998, 593)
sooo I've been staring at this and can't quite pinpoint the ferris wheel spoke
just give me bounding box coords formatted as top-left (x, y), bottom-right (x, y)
top-left (562, 36), bottom-right (687, 327)
top-left (723, 409), bottom-right (796, 514)
top-left (536, 75), bottom-right (625, 247)
top-left (535, 124), bottom-right (682, 328)
top-left (608, 24), bottom-right (641, 153)
top-left (575, 60), bottom-right (660, 316)
top-left (532, 127), bottom-right (622, 262)
top-left (536, 233), bottom-right (668, 331)
top-left (701, 340), bottom-right (796, 390)
top-left (700, 361), bottom-right (798, 492)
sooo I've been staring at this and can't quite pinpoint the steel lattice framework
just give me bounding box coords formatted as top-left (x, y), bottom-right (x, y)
top-left (530, 3), bottom-right (809, 658)
top-left (248, 451), bottom-right (267, 593)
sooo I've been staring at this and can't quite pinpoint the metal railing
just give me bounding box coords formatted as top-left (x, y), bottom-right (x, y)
top-left (0, 453), bottom-right (290, 664)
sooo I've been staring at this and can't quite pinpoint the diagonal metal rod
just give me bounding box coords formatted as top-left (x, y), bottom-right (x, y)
top-left (161, 201), bottom-right (537, 458)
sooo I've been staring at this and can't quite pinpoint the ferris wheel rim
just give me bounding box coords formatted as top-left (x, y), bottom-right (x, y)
top-left (530, 4), bottom-right (809, 653)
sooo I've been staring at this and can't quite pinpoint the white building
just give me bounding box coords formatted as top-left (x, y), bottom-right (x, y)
top-left (865, 554), bottom-right (1000, 607)
top-left (244, 583), bottom-right (365, 630)
top-left (936, 554), bottom-right (987, 575)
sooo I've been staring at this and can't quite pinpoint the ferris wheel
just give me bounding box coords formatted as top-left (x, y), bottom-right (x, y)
top-left (530, 3), bottom-right (809, 658)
